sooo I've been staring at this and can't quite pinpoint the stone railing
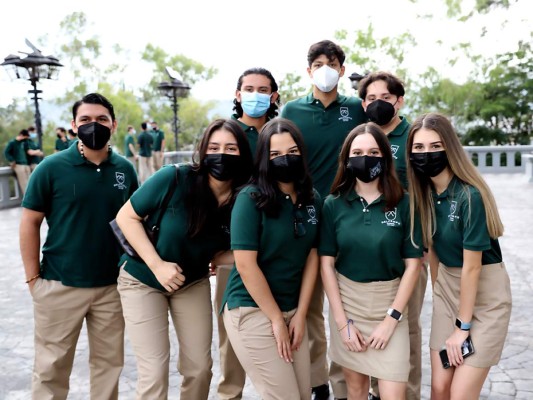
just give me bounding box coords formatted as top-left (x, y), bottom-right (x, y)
top-left (2, 146), bottom-right (532, 209)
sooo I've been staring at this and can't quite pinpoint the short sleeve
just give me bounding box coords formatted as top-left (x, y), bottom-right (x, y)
top-left (230, 187), bottom-right (262, 251)
top-left (22, 161), bottom-right (52, 213)
top-left (462, 190), bottom-right (491, 251)
top-left (318, 196), bottom-right (338, 256)
top-left (129, 165), bottom-right (177, 218)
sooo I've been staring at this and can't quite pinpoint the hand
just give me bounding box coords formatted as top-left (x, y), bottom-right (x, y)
top-left (288, 311), bottom-right (306, 351)
top-left (445, 328), bottom-right (470, 367)
top-left (339, 320), bottom-right (367, 352)
top-left (28, 278), bottom-right (39, 292)
top-left (152, 260), bottom-right (185, 292)
top-left (10, 162), bottom-right (16, 170)
top-left (271, 317), bottom-right (293, 363)
top-left (368, 317), bottom-right (397, 350)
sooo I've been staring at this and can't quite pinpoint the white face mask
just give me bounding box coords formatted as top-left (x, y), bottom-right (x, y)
top-left (312, 65), bottom-right (340, 93)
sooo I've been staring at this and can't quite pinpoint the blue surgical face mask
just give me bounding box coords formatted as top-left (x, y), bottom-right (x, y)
top-left (30, 133), bottom-right (38, 139)
top-left (240, 91), bottom-right (272, 118)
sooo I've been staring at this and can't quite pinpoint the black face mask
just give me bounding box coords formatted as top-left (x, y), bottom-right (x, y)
top-left (77, 122), bottom-right (111, 150)
top-left (347, 156), bottom-right (384, 183)
top-left (365, 99), bottom-right (396, 126)
top-left (203, 153), bottom-right (241, 181)
top-left (410, 151), bottom-right (449, 177)
top-left (270, 155), bottom-right (304, 183)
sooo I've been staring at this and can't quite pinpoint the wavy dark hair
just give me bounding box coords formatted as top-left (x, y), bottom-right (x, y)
top-left (72, 93), bottom-right (115, 122)
top-left (232, 67), bottom-right (280, 120)
top-left (186, 119), bottom-right (253, 237)
top-left (330, 122), bottom-right (404, 211)
top-left (251, 118), bottom-right (314, 217)
top-left (307, 40), bottom-right (346, 66)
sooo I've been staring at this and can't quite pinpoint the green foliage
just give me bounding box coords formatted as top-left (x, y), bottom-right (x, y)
top-left (461, 126), bottom-right (506, 145)
top-left (278, 72), bottom-right (310, 104)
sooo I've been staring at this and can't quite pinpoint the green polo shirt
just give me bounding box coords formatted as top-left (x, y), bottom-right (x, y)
top-left (125, 134), bottom-right (135, 157)
top-left (55, 138), bottom-right (70, 151)
top-left (281, 93), bottom-right (367, 197)
top-left (27, 139), bottom-right (43, 165)
top-left (222, 185), bottom-right (321, 312)
top-left (137, 131), bottom-right (153, 157)
top-left (388, 117), bottom-right (409, 189)
top-left (4, 139), bottom-right (29, 165)
top-left (22, 144), bottom-right (139, 287)
top-left (121, 164), bottom-right (231, 291)
top-left (151, 129), bottom-right (165, 151)
top-left (432, 177), bottom-right (502, 267)
top-left (319, 191), bottom-right (422, 282)
top-left (231, 114), bottom-right (260, 155)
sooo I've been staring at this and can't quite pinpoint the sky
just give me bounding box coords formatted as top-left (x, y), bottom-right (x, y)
top-left (0, 0), bottom-right (530, 116)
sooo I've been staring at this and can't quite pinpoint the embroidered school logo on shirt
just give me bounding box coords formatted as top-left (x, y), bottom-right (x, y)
top-left (113, 172), bottom-right (126, 190)
top-left (338, 107), bottom-right (352, 122)
top-left (307, 205), bottom-right (318, 224)
top-left (391, 145), bottom-right (399, 159)
top-left (448, 201), bottom-right (460, 222)
top-left (381, 208), bottom-right (400, 227)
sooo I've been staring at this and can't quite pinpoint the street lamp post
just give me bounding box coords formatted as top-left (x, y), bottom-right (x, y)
top-left (2, 39), bottom-right (62, 150)
top-left (348, 72), bottom-right (366, 93)
top-left (157, 67), bottom-right (191, 151)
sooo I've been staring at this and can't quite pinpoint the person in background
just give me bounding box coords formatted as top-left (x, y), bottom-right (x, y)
top-left (125, 125), bottom-right (138, 172)
top-left (115, 118), bottom-right (253, 399)
top-left (406, 112), bottom-right (511, 399)
top-left (54, 127), bottom-right (70, 152)
top-left (67, 128), bottom-right (78, 145)
top-left (19, 93), bottom-right (138, 399)
top-left (4, 129), bottom-right (42, 195)
top-left (137, 121), bottom-right (154, 184)
top-left (26, 126), bottom-right (44, 171)
top-left (150, 121), bottom-right (165, 171)
top-left (214, 66), bottom-right (280, 400)
top-left (222, 118), bottom-right (320, 399)
top-left (358, 71), bottom-right (427, 400)
top-left (281, 39), bottom-right (367, 400)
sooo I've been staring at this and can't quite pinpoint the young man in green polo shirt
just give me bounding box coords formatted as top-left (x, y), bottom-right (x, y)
top-left (54, 126), bottom-right (70, 152)
top-left (281, 39), bottom-right (367, 400)
top-left (3, 129), bottom-right (42, 195)
top-left (20, 93), bottom-right (138, 400)
top-left (137, 121), bottom-right (154, 183)
top-left (124, 124), bottom-right (138, 172)
top-left (358, 71), bottom-right (427, 400)
top-left (150, 121), bottom-right (165, 171)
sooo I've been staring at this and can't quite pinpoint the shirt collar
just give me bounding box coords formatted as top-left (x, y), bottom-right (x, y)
top-left (66, 141), bottom-right (117, 166)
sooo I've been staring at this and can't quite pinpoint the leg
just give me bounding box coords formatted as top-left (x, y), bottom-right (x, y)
top-left (118, 269), bottom-right (171, 400)
top-left (169, 279), bottom-right (213, 400)
top-left (86, 285), bottom-right (124, 400)
top-left (377, 379), bottom-right (407, 400)
top-left (343, 367), bottom-right (369, 400)
top-left (430, 350), bottom-right (454, 400)
top-left (14, 164), bottom-right (31, 195)
top-left (449, 365), bottom-right (490, 400)
top-left (291, 320), bottom-right (312, 399)
top-left (215, 265), bottom-right (246, 399)
top-left (31, 280), bottom-right (89, 400)
top-left (138, 157), bottom-right (146, 184)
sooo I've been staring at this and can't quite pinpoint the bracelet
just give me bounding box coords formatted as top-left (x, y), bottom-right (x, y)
top-left (25, 273), bottom-right (40, 284)
top-left (338, 319), bottom-right (354, 339)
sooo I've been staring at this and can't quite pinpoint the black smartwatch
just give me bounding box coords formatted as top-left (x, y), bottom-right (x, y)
top-left (387, 308), bottom-right (403, 321)
top-left (455, 318), bottom-right (472, 331)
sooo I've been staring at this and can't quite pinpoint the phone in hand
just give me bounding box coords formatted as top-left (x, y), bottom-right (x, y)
top-left (439, 335), bottom-right (475, 369)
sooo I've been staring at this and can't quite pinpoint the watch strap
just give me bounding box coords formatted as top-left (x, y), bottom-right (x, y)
top-left (455, 318), bottom-right (472, 331)
top-left (387, 308), bottom-right (402, 321)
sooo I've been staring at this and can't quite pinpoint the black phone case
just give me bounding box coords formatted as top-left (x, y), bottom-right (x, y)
top-left (439, 336), bottom-right (475, 369)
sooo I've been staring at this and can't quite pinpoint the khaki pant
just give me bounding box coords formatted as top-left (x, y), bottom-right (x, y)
top-left (369, 264), bottom-right (428, 400)
top-left (215, 265), bottom-right (246, 399)
top-left (118, 268), bottom-right (213, 400)
top-left (223, 305), bottom-right (311, 400)
top-left (138, 156), bottom-right (154, 184)
top-left (14, 164), bottom-right (31, 195)
top-left (31, 279), bottom-right (124, 400)
top-left (152, 151), bottom-right (164, 171)
top-left (308, 275), bottom-right (329, 388)
top-left (127, 156), bottom-right (138, 173)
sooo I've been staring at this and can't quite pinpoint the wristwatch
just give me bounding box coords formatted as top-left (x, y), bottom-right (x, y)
top-left (455, 318), bottom-right (472, 331)
top-left (387, 308), bottom-right (403, 321)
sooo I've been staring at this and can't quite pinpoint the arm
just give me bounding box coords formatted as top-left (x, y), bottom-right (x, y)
top-left (288, 248), bottom-right (318, 350)
top-left (160, 138), bottom-right (166, 152)
top-left (128, 142), bottom-right (137, 158)
top-left (234, 249), bottom-right (293, 362)
top-left (321, 255), bottom-right (367, 352)
top-left (115, 200), bottom-right (184, 292)
top-left (368, 257), bottom-right (421, 349)
top-left (19, 208), bottom-right (45, 291)
top-left (210, 250), bottom-right (234, 276)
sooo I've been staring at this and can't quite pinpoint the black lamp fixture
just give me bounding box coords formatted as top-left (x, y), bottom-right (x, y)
top-left (157, 67), bottom-right (191, 151)
top-left (2, 39), bottom-right (63, 149)
top-left (348, 72), bottom-right (366, 93)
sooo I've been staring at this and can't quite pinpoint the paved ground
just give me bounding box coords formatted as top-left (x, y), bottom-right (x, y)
top-left (1, 173), bottom-right (532, 399)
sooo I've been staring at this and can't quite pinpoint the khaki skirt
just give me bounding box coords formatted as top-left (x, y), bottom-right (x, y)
top-left (328, 273), bottom-right (410, 382)
top-left (430, 262), bottom-right (512, 367)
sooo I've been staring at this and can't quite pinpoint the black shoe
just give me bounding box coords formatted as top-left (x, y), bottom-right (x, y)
top-left (368, 393), bottom-right (381, 400)
top-left (312, 384), bottom-right (330, 400)
top-left (335, 398), bottom-right (347, 400)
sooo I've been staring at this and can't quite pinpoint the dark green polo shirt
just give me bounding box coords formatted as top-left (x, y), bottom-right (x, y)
top-left (388, 117), bottom-right (409, 189)
top-left (22, 144), bottom-right (139, 287)
top-left (27, 139), bottom-right (43, 165)
top-left (223, 185), bottom-right (321, 312)
top-left (281, 93), bottom-right (367, 197)
top-left (4, 139), bottom-right (29, 165)
top-left (319, 191), bottom-right (422, 282)
top-left (121, 164), bottom-right (231, 291)
top-left (55, 138), bottom-right (70, 151)
top-left (432, 177), bottom-right (502, 267)
top-left (137, 131), bottom-right (153, 157)
top-left (151, 129), bottom-right (165, 151)
top-left (231, 114), bottom-right (260, 155)
top-left (125, 134), bottom-right (135, 157)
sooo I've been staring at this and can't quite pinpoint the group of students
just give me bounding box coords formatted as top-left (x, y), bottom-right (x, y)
top-left (19, 39), bottom-right (511, 400)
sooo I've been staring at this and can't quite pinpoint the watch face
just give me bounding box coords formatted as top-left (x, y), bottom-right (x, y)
top-left (388, 308), bottom-right (402, 321)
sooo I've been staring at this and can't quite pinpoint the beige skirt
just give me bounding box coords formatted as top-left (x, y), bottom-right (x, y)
top-left (430, 262), bottom-right (512, 367)
top-left (328, 273), bottom-right (410, 382)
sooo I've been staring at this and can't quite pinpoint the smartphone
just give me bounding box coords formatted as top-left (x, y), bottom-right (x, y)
top-left (439, 336), bottom-right (475, 369)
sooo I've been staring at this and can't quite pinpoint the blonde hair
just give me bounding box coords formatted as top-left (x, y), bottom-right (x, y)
top-left (407, 113), bottom-right (504, 247)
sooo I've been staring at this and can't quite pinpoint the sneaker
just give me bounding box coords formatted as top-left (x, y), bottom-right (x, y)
top-left (312, 384), bottom-right (330, 400)
top-left (368, 393), bottom-right (381, 400)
